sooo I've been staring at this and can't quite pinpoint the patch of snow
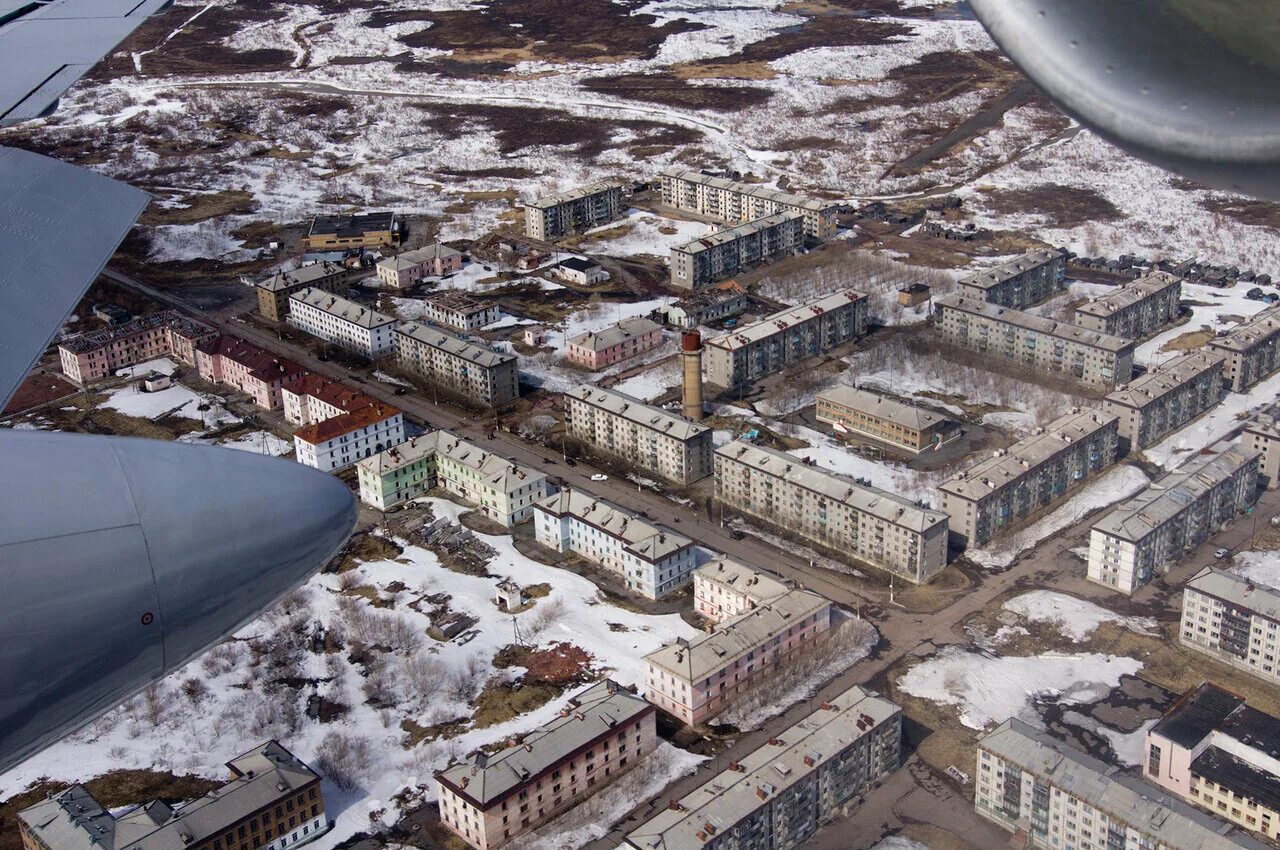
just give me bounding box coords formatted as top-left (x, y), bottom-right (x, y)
top-left (1143, 367), bottom-right (1280, 469)
top-left (99, 382), bottom-right (239, 426)
top-left (1002, 591), bottom-right (1156, 641)
top-left (871, 838), bottom-right (931, 850)
top-left (114, 357), bottom-right (179, 378)
top-left (576, 209), bottom-right (710, 258)
top-left (1230, 550), bottom-right (1280, 590)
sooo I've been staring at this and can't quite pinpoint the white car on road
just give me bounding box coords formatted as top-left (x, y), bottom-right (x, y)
top-left (590, 474), bottom-right (608, 482)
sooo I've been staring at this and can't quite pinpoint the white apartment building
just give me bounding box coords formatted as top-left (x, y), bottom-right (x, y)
top-left (394, 322), bottom-right (520, 407)
top-left (703, 290), bottom-right (869, 388)
top-left (357, 429), bottom-right (548, 525)
top-left (416, 291), bottom-right (500, 332)
top-left (1087, 439), bottom-right (1260, 594)
top-left (937, 408), bottom-right (1120, 548)
top-left (692, 557), bottom-right (790, 623)
top-left (1103, 350), bottom-right (1225, 450)
top-left (643, 587), bottom-right (831, 724)
top-left (659, 168), bottom-right (839, 239)
top-left (956, 249), bottom-right (1066, 308)
top-left (1208, 303), bottom-right (1280, 392)
top-left (1073, 271), bottom-right (1182, 338)
top-left (1182, 567), bottom-right (1280, 688)
top-left (287, 288), bottom-right (395, 358)
top-left (714, 441), bottom-right (949, 583)
top-left (534, 489), bottom-right (696, 599)
top-left (935, 295), bottom-right (1135, 390)
top-left (283, 375), bottom-right (405, 473)
top-left (1244, 405), bottom-right (1280, 489)
top-left (625, 685), bottom-right (901, 850)
top-left (563, 384), bottom-right (713, 485)
top-left (976, 719), bottom-right (1268, 850)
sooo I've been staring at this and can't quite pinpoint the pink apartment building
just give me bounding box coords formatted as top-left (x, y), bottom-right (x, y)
top-left (565, 317), bottom-right (662, 370)
top-left (644, 588), bottom-right (831, 725)
top-left (693, 557), bottom-right (792, 623)
top-left (194, 336), bottom-right (307, 410)
top-left (58, 311), bottom-right (216, 384)
top-left (375, 243), bottom-right (463, 288)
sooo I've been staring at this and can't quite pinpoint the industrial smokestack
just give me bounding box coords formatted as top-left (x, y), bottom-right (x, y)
top-left (681, 330), bottom-right (704, 422)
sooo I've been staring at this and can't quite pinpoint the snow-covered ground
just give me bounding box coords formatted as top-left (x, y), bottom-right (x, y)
top-left (1001, 591), bottom-right (1156, 641)
top-left (99, 380), bottom-right (239, 426)
top-left (180, 429), bottom-right (293, 457)
top-left (967, 465), bottom-right (1150, 570)
top-left (575, 209), bottom-right (708, 258)
top-left (871, 839), bottom-right (931, 850)
top-left (0, 497), bottom-right (700, 849)
top-left (610, 359), bottom-right (680, 402)
top-left (1143, 368), bottom-right (1280, 469)
top-left (898, 646), bottom-right (1143, 730)
top-left (1230, 550), bottom-right (1280, 590)
top-left (1136, 279), bottom-right (1269, 367)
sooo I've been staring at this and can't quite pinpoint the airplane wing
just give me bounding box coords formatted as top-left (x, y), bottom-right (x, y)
top-left (0, 148), bottom-right (149, 410)
top-left (0, 0), bottom-right (173, 126)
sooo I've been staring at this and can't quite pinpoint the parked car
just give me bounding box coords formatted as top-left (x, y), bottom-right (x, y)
top-left (1215, 547), bottom-right (1231, 559)
top-left (394, 386), bottom-right (408, 395)
top-left (728, 530), bottom-right (746, 541)
top-left (565, 458), bottom-right (577, 467)
top-left (590, 473), bottom-right (608, 482)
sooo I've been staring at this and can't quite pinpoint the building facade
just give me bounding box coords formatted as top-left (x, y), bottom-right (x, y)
top-left (524, 181), bottom-right (625, 241)
top-left (644, 588), bottom-right (831, 724)
top-left (303, 211), bottom-right (397, 250)
top-left (1103, 350), bottom-right (1225, 450)
top-left (1144, 682), bottom-right (1280, 841)
top-left (1208, 303), bottom-right (1280, 392)
top-left (357, 430), bottom-right (547, 524)
top-left (374, 243), bottom-right (462, 288)
top-left (1073, 271), bottom-right (1182, 338)
top-left (715, 441), bottom-right (949, 583)
top-left (58, 311), bottom-right (217, 385)
top-left (414, 291), bottom-right (500, 332)
top-left (815, 385), bottom-right (948, 453)
top-left (1182, 567), bottom-right (1280, 688)
top-left (551, 257), bottom-right (610, 286)
top-left (194, 336), bottom-right (308, 411)
top-left (18, 742), bottom-right (326, 850)
top-left (956, 249), bottom-right (1066, 308)
top-left (938, 408), bottom-right (1120, 548)
top-left (669, 212), bottom-right (803, 290)
top-left (566, 317), bottom-right (663, 370)
top-left (1087, 439), bottom-right (1259, 594)
top-left (1244, 407), bottom-right (1280, 489)
top-left (287, 288), bottom-right (395, 358)
top-left (534, 489), bottom-right (696, 599)
top-left (976, 718), bottom-right (1267, 850)
top-left (692, 557), bottom-right (791, 623)
top-left (659, 168), bottom-right (839, 239)
top-left (282, 375), bottom-right (404, 473)
top-left (935, 295), bottom-right (1135, 390)
top-left (564, 385), bottom-right (713, 485)
top-left (436, 680), bottom-right (656, 850)
top-left (255, 262), bottom-right (350, 322)
top-left (703, 290), bottom-right (869, 389)
top-left (653, 284), bottom-right (749, 330)
top-left (393, 322), bottom-right (520, 407)
top-left (625, 685), bottom-right (901, 850)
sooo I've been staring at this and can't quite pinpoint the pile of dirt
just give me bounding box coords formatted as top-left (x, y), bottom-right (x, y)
top-left (492, 642), bottom-right (597, 686)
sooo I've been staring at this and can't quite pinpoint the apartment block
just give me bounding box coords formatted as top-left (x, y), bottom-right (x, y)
top-left (1145, 682), bottom-right (1280, 841)
top-left (935, 295), bottom-right (1135, 389)
top-left (1208, 303), bottom-right (1280, 392)
top-left (374, 243), bottom-right (462, 288)
top-left (57, 310), bottom-right (218, 386)
top-left (393, 322), bottom-right (519, 407)
top-left (659, 168), bottom-right (840, 239)
top-left (194, 336), bottom-right (307, 411)
top-left (357, 430), bottom-right (548, 524)
top-left (692, 557), bottom-right (790, 624)
top-left (282, 375), bottom-right (404, 472)
top-left (287, 288), bottom-right (395, 358)
top-left (1073, 271), bottom-right (1182, 338)
top-left (715, 441), bottom-right (949, 583)
top-left (18, 742), bottom-right (326, 850)
top-left (956, 249), bottom-right (1066, 308)
top-left (524, 181), bottom-right (624, 241)
top-left (976, 718), bottom-right (1266, 850)
top-left (534, 489), bottom-right (696, 599)
top-left (1244, 406), bottom-right (1280, 489)
top-left (1087, 439), bottom-right (1259, 594)
top-left (653, 283), bottom-right (748, 329)
top-left (1103, 350), bottom-right (1225, 450)
top-left (255, 262), bottom-right (350, 322)
top-left (1182, 567), bottom-right (1280, 688)
top-left (564, 384), bottom-right (713, 485)
top-left (938, 408), bottom-right (1120, 548)
top-left (415, 291), bottom-right (499, 332)
top-left (436, 680), bottom-right (655, 850)
top-left (669, 212), bottom-right (803, 290)
top-left (566, 317), bottom-right (663, 370)
top-left (303, 211), bottom-right (397, 251)
top-left (644, 587), bottom-right (831, 724)
top-left (815, 385), bottom-right (948, 454)
top-left (703, 290), bottom-right (869, 389)
top-left (625, 685), bottom-right (901, 850)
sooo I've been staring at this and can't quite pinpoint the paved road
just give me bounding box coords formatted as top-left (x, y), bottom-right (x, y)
top-left (103, 266), bottom-right (1280, 849)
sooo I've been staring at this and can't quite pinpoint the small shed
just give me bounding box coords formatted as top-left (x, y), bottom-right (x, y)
top-left (897, 283), bottom-right (931, 307)
top-left (523, 325), bottom-right (548, 347)
top-left (141, 372), bottom-right (173, 392)
top-left (495, 578), bottom-right (526, 612)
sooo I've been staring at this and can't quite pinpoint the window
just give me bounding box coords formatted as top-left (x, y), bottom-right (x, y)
top-left (1147, 744), bottom-right (1162, 776)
